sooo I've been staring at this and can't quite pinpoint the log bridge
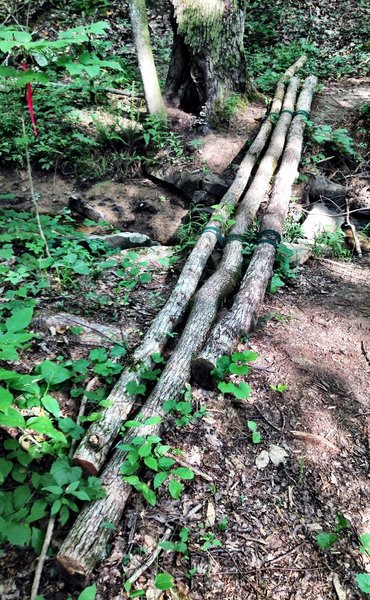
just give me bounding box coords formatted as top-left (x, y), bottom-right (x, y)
top-left (56, 59), bottom-right (318, 580)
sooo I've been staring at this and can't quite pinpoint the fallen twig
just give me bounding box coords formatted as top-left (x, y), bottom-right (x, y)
top-left (126, 527), bottom-right (172, 585)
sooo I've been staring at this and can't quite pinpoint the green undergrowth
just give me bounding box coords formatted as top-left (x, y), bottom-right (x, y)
top-left (245, 0), bottom-right (370, 92)
top-left (0, 20), bottom-right (186, 179)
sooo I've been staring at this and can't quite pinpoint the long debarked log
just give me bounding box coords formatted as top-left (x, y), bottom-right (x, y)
top-left (191, 76), bottom-right (318, 387)
top-left (57, 71), bottom-right (307, 580)
top-left (72, 58), bottom-right (307, 476)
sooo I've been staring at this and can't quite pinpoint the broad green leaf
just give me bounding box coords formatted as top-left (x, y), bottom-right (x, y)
top-left (218, 381), bottom-right (251, 399)
top-left (144, 456), bottom-right (158, 471)
top-left (0, 387), bottom-right (13, 411)
top-left (27, 500), bottom-right (48, 523)
top-left (13, 484), bottom-right (31, 509)
top-left (228, 363), bottom-right (250, 375)
top-left (0, 458), bottom-right (12, 483)
top-left (356, 573), bottom-right (370, 594)
top-left (232, 351), bottom-right (259, 363)
top-left (15, 72), bottom-right (48, 86)
top-left (168, 479), bottom-right (184, 500)
top-left (153, 471), bottom-right (167, 489)
top-left (41, 395), bottom-right (60, 418)
top-left (78, 584), bottom-right (97, 600)
top-left (247, 421), bottom-right (257, 432)
top-left (5, 307), bottom-right (33, 332)
top-left (144, 416), bottom-right (162, 426)
top-left (126, 381), bottom-right (146, 396)
top-left (51, 457), bottom-right (81, 486)
top-left (360, 533), bottom-right (370, 556)
top-left (138, 443), bottom-right (153, 458)
top-left (316, 532), bottom-right (338, 549)
top-left (159, 541), bottom-right (177, 551)
top-left (26, 416), bottom-right (67, 443)
top-left (31, 527), bottom-right (45, 555)
top-left (40, 361), bottom-right (72, 385)
top-left (155, 573), bottom-right (174, 591)
top-left (252, 431), bottom-right (262, 444)
top-left (172, 467), bottom-right (194, 480)
top-left (5, 522), bottom-right (31, 546)
top-left (158, 457), bottom-right (175, 469)
top-left (0, 408), bottom-right (25, 428)
top-left (142, 485), bottom-right (156, 506)
top-left (51, 499), bottom-right (62, 516)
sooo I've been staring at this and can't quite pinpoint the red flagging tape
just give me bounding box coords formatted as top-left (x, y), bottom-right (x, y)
top-left (22, 62), bottom-right (38, 137)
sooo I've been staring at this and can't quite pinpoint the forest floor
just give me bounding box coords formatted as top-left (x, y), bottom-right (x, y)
top-left (1, 74), bottom-right (370, 600)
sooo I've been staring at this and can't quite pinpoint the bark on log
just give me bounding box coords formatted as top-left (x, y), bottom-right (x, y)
top-left (57, 72), bottom-right (307, 583)
top-left (191, 76), bottom-right (318, 387)
top-left (33, 313), bottom-right (126, 347)
top-left (72, 59), bottom-right (306, 476)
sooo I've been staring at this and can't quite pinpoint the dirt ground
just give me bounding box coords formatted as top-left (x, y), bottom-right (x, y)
top-left (0, 81), bottom-right (370, 600)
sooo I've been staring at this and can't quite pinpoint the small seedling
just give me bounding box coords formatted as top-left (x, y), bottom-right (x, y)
top-left (200, 532), bottom-right (222, 551)
top-left (218, 516), bottom-right (229, 532)
top-left (270, 383), bottom-right (288, 393)
top-left (247, 420), bottom-right (262, 444)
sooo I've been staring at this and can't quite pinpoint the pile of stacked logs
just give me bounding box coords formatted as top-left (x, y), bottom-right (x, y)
top-left (56, 59), bottom-right (318, 580)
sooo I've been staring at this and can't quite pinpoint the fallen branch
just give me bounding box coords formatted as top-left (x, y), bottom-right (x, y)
top-left (72, 57), bottom-right (307, 476)
top-left (125, 528), bottom-right (172, 586)
top-left (30, 515), bottom-right (55, 600)
top-left (192, 76), bottom-right (318, 387)
top-left (57, 62), bottom-right (307, 581)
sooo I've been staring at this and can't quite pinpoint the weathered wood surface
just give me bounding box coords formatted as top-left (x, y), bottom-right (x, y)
top-left (192, 76), bottom-right (318, 387)
top-left (73, 59), bottom-right (306, 476)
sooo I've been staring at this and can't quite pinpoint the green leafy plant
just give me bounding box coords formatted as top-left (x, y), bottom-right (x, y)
top-left (119, 429), bottom-right (194, 506)
top-left (163, 384), bottom-right (206, 427)
top-left (315, 513), bottom-right (350, 550)
top-left (270, 383), bottom-right (288, 393)
top-left (212, 350), bottom-right (259, 399)
top-left (200, 532), bottom-right (222, 551)
top-left (269, 244), bottom-right (297, 293)
top-left (313, 229), bottom-right (351, 260)
top-left (159, 527), bottom-right (190, 555)
top-left (154, 572), bottom-right (174, 591)
top-left (247, 420), bottom-right (262, 444)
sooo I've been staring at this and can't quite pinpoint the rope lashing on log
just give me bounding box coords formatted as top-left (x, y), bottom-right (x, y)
top-left (71, 56), bottom-right (308, 478)
top-left (294, 109), bottom-right (310, 119)
top-left (255, 229), bottom-right (282, 249)
top-left (191, 75), bottom-right (318, 388)
top-left (224, 233), bottom-right (250, 245)
top-left (280, 108), bottom-right (295, 116)
top-left (203, 225), bottom-right (225, 247)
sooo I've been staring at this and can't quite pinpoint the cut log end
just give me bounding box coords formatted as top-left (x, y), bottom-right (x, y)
top-left (57, 554), bottom-right (87, 581)
top-left (191, 357), bottom-right (216, 390)
top-left (73, 456), bottom-right (99, 477)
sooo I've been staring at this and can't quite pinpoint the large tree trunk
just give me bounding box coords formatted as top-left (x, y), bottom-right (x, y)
top-left (128, 0), bottom-right (166, 118)
top-left (165, 0), bottom-right (247, 124)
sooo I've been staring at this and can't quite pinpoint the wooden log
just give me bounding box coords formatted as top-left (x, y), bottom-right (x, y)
top-left (56, 69), bottom-right (307, 583)
top-left (191, 76), bottom-right (318, 388)
top-left (72, 58), bottom-right (307, 476)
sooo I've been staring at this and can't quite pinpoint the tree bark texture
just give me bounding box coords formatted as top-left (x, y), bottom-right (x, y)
top-left (166, 0), bottom-right (246, 122)
top-left (192, 76), bottom-right (318, 387)
top-left (73, 61), bottom-right (306, 476)
top-left (128, 0), bottom-right (166, 118)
